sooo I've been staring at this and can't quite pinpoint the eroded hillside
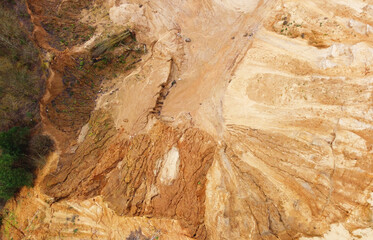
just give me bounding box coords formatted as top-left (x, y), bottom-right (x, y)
top-left (1, 0), bottom-right (373, 239)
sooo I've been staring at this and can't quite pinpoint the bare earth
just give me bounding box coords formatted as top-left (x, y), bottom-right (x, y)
top-left (1, 0), bottom-right (373, 239)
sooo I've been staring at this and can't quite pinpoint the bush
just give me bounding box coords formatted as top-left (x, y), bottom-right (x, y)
top-left (0, 127), bottom-right (35, 200)
top-left (29, 134), bottom-right (55, 157)
top-left (0, 128), bottom-right (56, 200)
top-left (0, 153), bottom-right (32, 200)
top-left (28, 134), bottom-right (55, 168)
top-left (0, 127), bottom-right (29, 156)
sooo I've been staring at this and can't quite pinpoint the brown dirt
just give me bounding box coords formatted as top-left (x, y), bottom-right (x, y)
top-left (5, 0), bottom-right (208, 238)
top-left (42, 120), bottom-right (217, 238)
top-left (27, 0), bottom-right (144, 143)
top-left (28, 0), bottom-right (95, 50)
top-left (3, 0), bottom-right (373, 239)
top-left (45, 48), bottom-right (143, 137)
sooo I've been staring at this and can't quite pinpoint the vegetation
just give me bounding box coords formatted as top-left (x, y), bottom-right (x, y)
top-left (91, 30), bottom-right (133, 58)
top-left (29, 134), bottom-right (55, 158)
top-left (28, 134), bottom-right (55, 168)
top-left (0, 154), bottom-right (33, 200)
top-left (0, 1), bottom-right (42, 131)
top-left (40, 0), bottom-right (96, 49)
top-left (0, 0), bottom-right (38, 199)
top-left (0, 127), bottom-right (29, 156)
top-left (0, 1), bottom-right (54, 202)
top-left (0, 127), bottom-right (33, 200)
top-left (0, 127), bottom-right (54, 200)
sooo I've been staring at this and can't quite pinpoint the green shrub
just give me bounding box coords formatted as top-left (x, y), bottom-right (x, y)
top-left (0, 127), bottom-right (29, 156)
top-left (0, 153), bottom-right (32, 200)
top-left (0, 127), bottom-right (35, 200)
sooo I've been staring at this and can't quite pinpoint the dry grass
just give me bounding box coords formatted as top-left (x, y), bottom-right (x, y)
top-left (91, 30), bottom-right (133, 58)
top-left (0, 2), bottom-right (42, 131)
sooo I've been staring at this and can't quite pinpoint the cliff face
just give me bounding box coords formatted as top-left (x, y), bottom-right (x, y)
top-left (2, 0), bottom-right (373, 239)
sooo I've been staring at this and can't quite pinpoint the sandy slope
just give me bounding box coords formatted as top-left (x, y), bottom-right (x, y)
top-left (2, 0), bottom-right (373, 239)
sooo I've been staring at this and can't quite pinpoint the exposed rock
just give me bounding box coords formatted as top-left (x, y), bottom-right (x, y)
top-left (2, 0), bottom-right (373, 239)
